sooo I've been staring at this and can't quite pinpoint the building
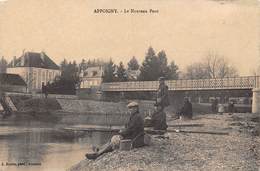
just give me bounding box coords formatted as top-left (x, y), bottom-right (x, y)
top-left (126, 69), bottom-right (140, 80)
top-left (0, 73), bottom-right (27, 93)
top-left (7, 51), bottom-right (61, 93)
top-left (80, 66), bottom-right (104, 88)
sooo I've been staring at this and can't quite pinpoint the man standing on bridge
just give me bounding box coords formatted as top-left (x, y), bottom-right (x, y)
top-left (156, 77), bottom-right (169, 110)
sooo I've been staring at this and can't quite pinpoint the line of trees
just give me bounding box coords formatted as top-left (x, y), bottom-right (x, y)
top-left (102, 57), bottom-right (140, 82)
top-left (46, 47), bottom-right (180, 93)
top-left (101, 48), bottom-right (239, 82)
top-left (102, 47), bottom-right (179, 82)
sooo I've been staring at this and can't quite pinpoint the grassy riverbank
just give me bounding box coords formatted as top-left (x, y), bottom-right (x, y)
top-left (69, 113), bottom-right (260, 171)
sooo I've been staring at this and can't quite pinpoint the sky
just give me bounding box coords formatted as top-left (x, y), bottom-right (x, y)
top-left (0, 0), bottom-right (259, 75)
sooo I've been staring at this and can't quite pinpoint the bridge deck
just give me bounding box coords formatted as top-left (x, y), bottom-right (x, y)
top-left (101, 76), bottom-right (260, 92)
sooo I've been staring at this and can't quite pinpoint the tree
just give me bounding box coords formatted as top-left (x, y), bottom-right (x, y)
top-left (79, 59), bottom-right (87, 73)
top-left (139, 47), bottom-right (180, 81)
top-left (167, 61), bottom-right (179, 79)
top-left (102, 59), bottom-right (116, 82)
top-left (60, 60), bottom-right (79, 83)
top-left (60, 59), bottom-right (68, 73)
top-left (139, 47), bottom-right (160, 81)
top-left (157, 51), bottom-right (179, 79)
top-left (157, 50), bottom-right (168, 77)
top-left (49, 59), bottom-right (80, 94)
top-left (184, 62), bottom-right (209, 79)
top-left (204, 52), bottom-right (238, 78)
top-left (184, 52), bottom-right (239, 79)
top-left (72, 60), bottom-right (80, 84)
top-left (116, 62), bottom-right (128, 82)
top-left (0, 56), bottom-right (8, 73)
top-left (127, 56), bottom-right (139, 70)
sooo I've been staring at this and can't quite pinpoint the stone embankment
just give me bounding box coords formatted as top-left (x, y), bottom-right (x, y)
top-left (57, 99), bottom-right (155, 114)
top-left (56, 99), bottom-right (156, 125)
top-left (6, 95), bottom-right (157, 125)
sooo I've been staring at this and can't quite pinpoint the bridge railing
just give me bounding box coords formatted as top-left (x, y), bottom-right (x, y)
top-left (101, 76), bottom-right (260, 92)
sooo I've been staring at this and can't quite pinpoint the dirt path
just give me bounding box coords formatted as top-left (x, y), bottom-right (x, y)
top-left (69, 113), bottom-right (260, 171)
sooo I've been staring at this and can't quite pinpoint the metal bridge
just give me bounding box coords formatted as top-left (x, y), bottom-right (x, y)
top-left (101, 76), bottom-right (260, 92)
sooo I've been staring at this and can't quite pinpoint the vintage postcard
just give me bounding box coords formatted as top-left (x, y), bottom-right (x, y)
top-left (0, 0), bottom-right (259, 171)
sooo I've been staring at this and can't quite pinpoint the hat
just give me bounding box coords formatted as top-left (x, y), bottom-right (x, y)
top-left (158, 77), bottom-right (165, 81)
top-left (127, 101), bottom-right (139, 108)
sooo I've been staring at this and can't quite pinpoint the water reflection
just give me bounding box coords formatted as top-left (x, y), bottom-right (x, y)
top-left (0, 120), bottom-right (113, 171)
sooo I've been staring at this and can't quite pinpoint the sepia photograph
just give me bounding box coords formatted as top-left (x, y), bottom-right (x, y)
top-left (0, 0), bottom-right (259, 170)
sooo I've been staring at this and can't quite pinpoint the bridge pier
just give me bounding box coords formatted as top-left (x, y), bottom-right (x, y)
top-left (252, 88), bottom-right (260, 114)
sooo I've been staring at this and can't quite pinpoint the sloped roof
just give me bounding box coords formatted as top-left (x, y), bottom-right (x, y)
top-left (8, 52), bottom-right (60, 70)
top-left (0, 73), bottom-right (27, 86)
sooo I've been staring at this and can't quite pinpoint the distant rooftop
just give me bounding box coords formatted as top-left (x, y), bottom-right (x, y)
top-left (8, 51), bottom-right (60, 70)
top-left (82, 65), bottom-right (103, 78)
top-left (0, 73), bottom-right (27, 86)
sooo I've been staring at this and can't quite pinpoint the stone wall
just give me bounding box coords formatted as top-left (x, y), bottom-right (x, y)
top-left (56, 99), bottom-right (155, 126)
top-left (57, 99), bottom-right (154, 115)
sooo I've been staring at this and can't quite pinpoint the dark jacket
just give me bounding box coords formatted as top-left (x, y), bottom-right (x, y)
top-left (120, 111), bottom-right (144, 148)
top-left (180, 101), bottom-right (193, 118)
top-left (151, 110), bottom-right (167, 130)
top-left (156, 83), bottom-right (169, 108)
top-left (211, 99), bottom-right (218, 113)
top-left (228, 103), bottom-right (235, 113)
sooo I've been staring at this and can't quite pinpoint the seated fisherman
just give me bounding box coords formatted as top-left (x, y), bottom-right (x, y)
top-left (179, 97), bottom-right (193, 119)
top-left (85, 101), bottom-right (144, 160)
top-left (146, 103), bottom-right (167, 130)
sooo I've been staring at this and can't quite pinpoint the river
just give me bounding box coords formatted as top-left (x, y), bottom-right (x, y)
top-left (0, 119), bottom-right (114, 171)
